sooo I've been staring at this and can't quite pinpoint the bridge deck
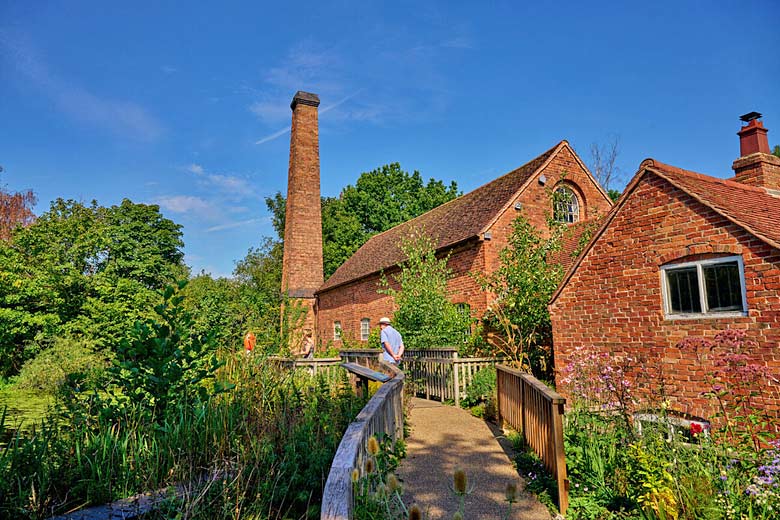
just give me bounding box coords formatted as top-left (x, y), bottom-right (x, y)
top-left (397, 398), bottom-right (552, 520)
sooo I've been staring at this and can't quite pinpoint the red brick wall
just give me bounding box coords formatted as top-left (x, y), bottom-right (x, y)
top-left (550, 173), bottom-right (780, 421)
top-left (317, 240), bottom-right (487, 348)
top-left (282, 99), bottom-right (323, 334)
top-left (485, 144), bottom-right (613, 272)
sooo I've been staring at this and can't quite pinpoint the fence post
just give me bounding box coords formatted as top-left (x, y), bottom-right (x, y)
top-left (553, 401), bottom-right (568, 516)
top-left (453, 360), bottom-right (460, 407)
top-left (496, 367), bottom-right (504, 429)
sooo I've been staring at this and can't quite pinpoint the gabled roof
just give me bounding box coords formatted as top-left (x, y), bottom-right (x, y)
top-left (318, 141), bottom-right (568, 293)
top-left (550, 158), bottom-right (780, 305)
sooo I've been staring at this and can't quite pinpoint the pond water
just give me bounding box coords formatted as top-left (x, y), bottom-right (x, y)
top-left (0, 388), bottom-right (53, 440)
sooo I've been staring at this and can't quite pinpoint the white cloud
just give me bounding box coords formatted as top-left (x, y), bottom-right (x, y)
top-left (186, 163), bottom-right (205, 175)
top-left (156, 195), bottom-right (214, 214)
top-left (0, 30), bottom-right (164, 141)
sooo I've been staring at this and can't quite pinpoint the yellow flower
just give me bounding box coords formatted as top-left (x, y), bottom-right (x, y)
top-left (351, 468), bottom-right (360, 483)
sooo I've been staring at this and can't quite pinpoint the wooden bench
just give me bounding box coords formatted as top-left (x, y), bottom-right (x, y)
top-left (341, 362), bottom-right (390, 397)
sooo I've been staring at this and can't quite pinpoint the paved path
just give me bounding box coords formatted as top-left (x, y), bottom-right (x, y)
top-left (397, 398), bottom-right (552, 520)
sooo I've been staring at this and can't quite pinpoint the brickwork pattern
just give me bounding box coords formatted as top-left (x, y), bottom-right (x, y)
top-left (550, 173), bottom-right (780, 420)
top-left (282, 96), bottom-right (324, 334)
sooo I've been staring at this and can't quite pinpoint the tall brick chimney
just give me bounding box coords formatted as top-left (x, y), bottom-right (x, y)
top-left (281, 91), bottom-right (324, 341)
top-left (732, 112), bottom-right (780, 193)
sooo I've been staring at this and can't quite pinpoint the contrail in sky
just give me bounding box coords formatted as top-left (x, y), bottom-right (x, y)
top-left (254, 90), bottom-right (362, 145)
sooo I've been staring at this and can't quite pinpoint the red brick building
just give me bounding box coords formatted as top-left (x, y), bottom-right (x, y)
top-left (550, 114), bottom-right (780, 420)
top-left (315, 140), bottom-right (613, 346)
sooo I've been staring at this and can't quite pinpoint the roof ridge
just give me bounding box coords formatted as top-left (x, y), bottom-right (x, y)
top-left (641, 158), bottom-right (769, 194)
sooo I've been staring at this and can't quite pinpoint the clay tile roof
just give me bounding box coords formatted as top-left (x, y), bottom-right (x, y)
top-left (643, 159), bottom-right (780, 249)
top-left (318, 141), bottom-right (564, 293)
top-left (550, 158), bottom-right (780, 306)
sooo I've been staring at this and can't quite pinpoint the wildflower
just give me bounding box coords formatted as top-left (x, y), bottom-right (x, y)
top-left (351, 468), bottom-right (360, 483)
top-left (409, 505), bottom-right (422, 520)
top-left (365, 458), bottom-right (375, 474)
top-left (367, 436), bottom-right (380, 456)
top-left (505, 482), bottom-right (517, 503)
top-left (453, 468), bottom-right (468, 495)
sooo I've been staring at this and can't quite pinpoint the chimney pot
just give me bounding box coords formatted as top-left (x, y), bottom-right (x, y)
top-left (737, 114), bottom-right (771, 156)
top-left (732, 112), bottom-right (780, 192)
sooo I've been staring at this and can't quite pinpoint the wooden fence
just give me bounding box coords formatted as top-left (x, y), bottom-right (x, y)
top-left (267, 356), bottom-right (344, 382)
top-left (320, 361), bottom-right (404, 520)
top-left (496, 365), bottom-right (568, 516)
top-left (403, 356), bottom-right (500, 407)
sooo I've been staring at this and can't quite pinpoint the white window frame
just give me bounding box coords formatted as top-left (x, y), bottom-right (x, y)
top-left (360, 318), bottom-right (370, 341)
top-left (660, 255), bottom-right (747, 319)
top-left (333, 321), bottom-right (342, 341)
top-left (553, 185), bottom-right (580, 223)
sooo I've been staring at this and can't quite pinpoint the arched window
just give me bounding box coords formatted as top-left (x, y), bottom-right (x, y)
top-left (554, 185), bottom-right (580, 223)
top-left (360, 318), bottom-right (370, 341)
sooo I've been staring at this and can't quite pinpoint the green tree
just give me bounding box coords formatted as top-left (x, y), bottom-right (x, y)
top-left (380, 229), bottom-right (472, 349)
top-left (266, 163), bottom-right (459, 278)
top-left (477, 213), bottom-right (566, 375)
top-left (0, 198), bottom-right (185, 376)
top-left (772, 145), bottom-right (780, 158)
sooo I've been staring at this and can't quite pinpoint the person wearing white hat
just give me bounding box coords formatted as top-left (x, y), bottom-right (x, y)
top-left (378, 317), bottom-right (404, 364)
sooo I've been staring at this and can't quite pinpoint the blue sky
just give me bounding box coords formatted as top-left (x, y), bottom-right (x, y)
top-left (1, 1), bottom-right (778, 278)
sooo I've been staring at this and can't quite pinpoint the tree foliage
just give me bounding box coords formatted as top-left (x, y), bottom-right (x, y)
top-left (266, 163), bottom-right (459, 277)
top-left (0, 175), bottom-right (36, 241)
top-left (478, 213), bottom-right (566, 374)
top-left (380, 229), bottom-right (473, 349)
top-left (0, 198), bottom-right (185, 377)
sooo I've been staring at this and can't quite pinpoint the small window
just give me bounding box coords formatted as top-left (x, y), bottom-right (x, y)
top-left (456, 303), bottom-right (472, 342)
top-left (661, 256), bottom-right (746, 318)
top-left (333, 321), bottom-right (342, 341)
top-left (554, 185), bottom-right (579, 223)
top-left (360, 318), bottom-right (370, 341)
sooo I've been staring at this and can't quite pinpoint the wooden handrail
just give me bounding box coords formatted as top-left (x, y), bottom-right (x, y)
top-left (321, 362), bottom-right (404, 520)
top-left (496, 365), bottom-right (568, 516)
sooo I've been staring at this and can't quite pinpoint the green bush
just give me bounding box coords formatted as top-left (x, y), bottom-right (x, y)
top-left (16, 337), bottom-right (108, 394)
top-left (460, 366), bottom-right (496, 408)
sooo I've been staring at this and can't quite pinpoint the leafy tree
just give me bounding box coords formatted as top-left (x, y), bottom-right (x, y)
top-left (477, 213), bottom-right (566, 375)
top-left (773, 145), bottom-right (780, 158)
top-left (266, 163), bottom-right (459, 278)
top-left (0, 174), bottom-right (36, 240)
top-left (380, 229), bottom-right (473, 349)
top-left (107, 282), bottom-right (229, 422)
top-left (0, 198), bottom-right (185, 376)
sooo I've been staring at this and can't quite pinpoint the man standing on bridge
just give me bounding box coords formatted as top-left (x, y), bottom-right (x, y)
top-left (379, 317), bottom-right (404, 364)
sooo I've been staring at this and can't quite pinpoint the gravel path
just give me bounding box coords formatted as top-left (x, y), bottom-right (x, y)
top-left (397, 398), bottom-right (553, 520)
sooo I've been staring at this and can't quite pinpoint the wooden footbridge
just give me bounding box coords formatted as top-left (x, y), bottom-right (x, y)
top-left (319, 349), bottom-right (569, 520)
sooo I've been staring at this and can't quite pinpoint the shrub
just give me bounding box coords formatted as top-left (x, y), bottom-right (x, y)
top-left (460, 366), bottom-right (496, 408)
top-left (16, 337), bottom-right (108, 394)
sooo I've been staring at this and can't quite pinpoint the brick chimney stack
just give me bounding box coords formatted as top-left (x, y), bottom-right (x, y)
top-left (732, 112), bottom-right (780, 193)
top-left (281, 91), bottom-right (324, 339)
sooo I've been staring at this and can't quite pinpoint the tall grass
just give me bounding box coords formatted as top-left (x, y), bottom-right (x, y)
top-left (0, 351), bottom-right (364, 519)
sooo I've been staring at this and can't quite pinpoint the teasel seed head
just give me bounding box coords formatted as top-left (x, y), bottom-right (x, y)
top-left (351, 468), bottom-right (360, 483)
top-left (409, 504), bottom-right (422, 520)
top-left (367, 436), bottom-right (380, 456)
top-left (365, 458), bottom-right (375, 474)
top-left (505, 482), bottom-right (517, 503)
top-left (387, 473), bottom-right (400, 492)
top-left (453, 512), bottom-right (464, 520)
top-left (453, 468), bottom-right (468, 495)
